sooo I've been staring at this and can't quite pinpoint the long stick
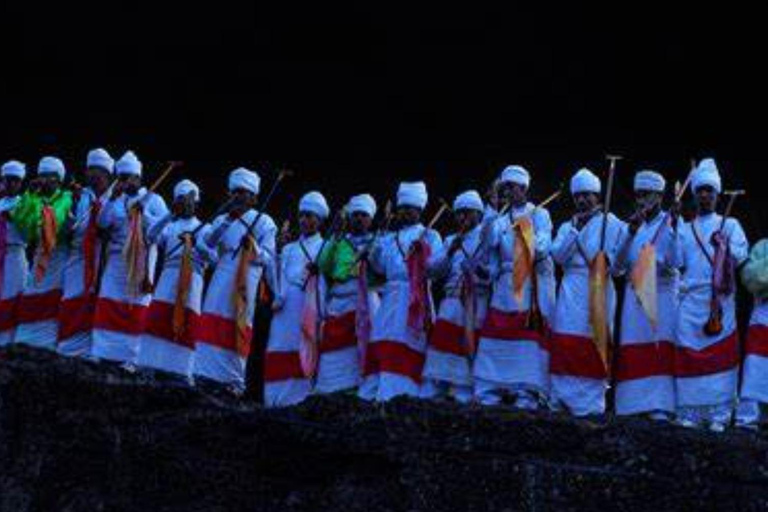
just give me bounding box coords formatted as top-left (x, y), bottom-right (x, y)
top-left (600, 155), bottom-right (621, 251)
top-left (231, 169), bottom-right (292, 260)
top-left (148, 161), bottom-right (183, 193)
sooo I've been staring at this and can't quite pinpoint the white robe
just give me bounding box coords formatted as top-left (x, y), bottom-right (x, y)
top-left (550, 212), bottom-right (625, 416)
top-left (137, 215), bottom-right (214, 377)
top-left (91, 189), bottom-right (168, 363)
top-left (472, 204), bottom-right (555, 405)
top-left (264, 233), bottom-right (325, 407)
top-left (737, 299), bottom-right (768, 425)
top-left (57, 187), bottom-right (111, 357)
top-left (421, 224), bottom-right (489, 403)
top-left (673, 213), bottom-right (748, 418)
top-left (0, 197), bottom-right (27, 346)
top-left (315, 233), bottom-right (381, 394)
top-left (614, 211), bottom-right (678, 416)
top-left (358, 224), bottom-right (443, 401)
top-left (192, 209), bottom-right (276, 391)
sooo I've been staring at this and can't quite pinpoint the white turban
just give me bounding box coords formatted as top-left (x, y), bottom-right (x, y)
top-left (38, 156), bottom-right (66, 180)
top-left (634, 170), bottom-right (666, 192)
top-left (499, 165), bottom-right (531, 188)
top-left (570, 168), bottom-right (601, 195)
top-left (347, 194), bottom-right (377, 217)
top-left (692, 158), bottom-right (722, 193)
top-left (228, 167), bottom-right (261, 195)
top-left (1, 160), bottom-right (26, 179)
top-left (453, 190), bottom-right (484, 212)
top-left (397, 181), bottom-right (428, 209)
top-left (299, 191), bottom-right (330, 219)
top-left (173, 179), bottom-right (200, 202)
top-left (115, 151), bottom-right (142, 176)
top-left (87, 148), bottom-right (114, 173)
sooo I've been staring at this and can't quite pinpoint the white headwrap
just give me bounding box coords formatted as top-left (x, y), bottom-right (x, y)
top-left (38, 156), bottom-right (66, 180)
top-left (347, 193), bottom-right (377, 217)
top-left (570, 168), bottom-right (601, 195)
top-left (692, 158), bottom-right (722, 193)
top-left (115, 151), bottom-right (142, 176)
top-left (1, 160), bottom-right (26, 179)
top-left (453, 190), bottom-right (484, 212)
top-left (228, 167), bottom-right (261, 195)
top-left (634, 170), bottom-right (666, 192)
top-left (397, 181), bottom-right (428, 209)
top-left (173, 179), bottom-right (200, 202)
top-left (299, 191), bottom-right (330, 219)
top-left (499, 165), bottom-right (531, 188)
top-left (87, 148), bottom-right (115, 173)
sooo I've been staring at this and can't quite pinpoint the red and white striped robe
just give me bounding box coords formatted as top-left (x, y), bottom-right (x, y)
top-left (614, 211), bottom-right (678, 416)
top-left (549, 213), bottom-right (625, 416)
top-left (264, 233), bottom-right (325, 407)
top-left (0, 196), bottom-right (27, 346)
top-left (137, 215), bottom-right (214, 377)
top-left (91, 189), bottom-right (168, 363)
top-left (358, 224), bottom-right (442, 402)
top-left (192, 209), bottom-right (276, 391)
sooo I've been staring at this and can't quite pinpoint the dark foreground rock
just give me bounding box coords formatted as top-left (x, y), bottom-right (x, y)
top-left (2, 346), bottom-right (768, 511)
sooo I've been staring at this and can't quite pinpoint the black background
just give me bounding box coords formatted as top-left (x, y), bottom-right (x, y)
top-left (1, 3), bottom-right (766, 236)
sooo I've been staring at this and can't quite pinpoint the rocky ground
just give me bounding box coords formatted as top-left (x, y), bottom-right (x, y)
top-left (2, 345), bottom-right (768, 511)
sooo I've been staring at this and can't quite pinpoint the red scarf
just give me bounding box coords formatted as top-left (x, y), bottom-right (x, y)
top-left (82, 199), bottom-right (102, 293)
top-left (300, 272), bottom-right (321, 378)
top-left (406, 239), bottom-right (432, 333)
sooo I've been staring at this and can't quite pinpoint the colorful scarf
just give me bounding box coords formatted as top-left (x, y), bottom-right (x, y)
top-left (300, 272), bottom-right (321, 378)
top-left (34, 205), bottom-right (58, 284)
top-left (406, 238), bottom-right (432, 333)
top-left (173, 233), bottom-right (194, 341)
top-left (232, 234), bottom-right (256, 356)
top-left (82, 199), bottom-right (102, 293)
top-left (123, 206), bottom-right (147, 297)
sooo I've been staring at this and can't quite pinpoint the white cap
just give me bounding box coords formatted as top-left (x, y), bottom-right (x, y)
top-left (453, 190), bottom-right (484, 212)
top-left (692, 158), bottom-right (722, 193)
top-left (38, 156), bottom-right (66, 180)
top-left (1, 160), bottom-right (26, 179)
top-left (115, 151), bottom-right (142, 176)
top-left (570, 168), bottom-right (601, 195)
top-left (228, 167), bottom-right (261, 195)
top-left (397, 181), bottom-right (428, 209)
top-left (87, 148), bottom-right (114, 173)
top-left (299, 191), bottom-right (330, 219)
top-left (634, 170), bottom-right (666, 192)
top-left (347, 193), bottom-right (377, 217)
top-left (499, 165), bottom-right (531, 188)
top-left (173, 179), bottom-right (200, 202)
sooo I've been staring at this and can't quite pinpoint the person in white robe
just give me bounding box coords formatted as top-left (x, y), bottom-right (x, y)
top-left (0, 161), bottom-right (28, 346)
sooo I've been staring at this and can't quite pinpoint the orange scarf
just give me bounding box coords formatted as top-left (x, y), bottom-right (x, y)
top-left (512, 216), bottom-right (535, 304)
top-left (123, 206), bottom-right (147, 297)
top-left (231, 234), bottom-right (256, 355)
top-left (34, 205), bottom-right (58, 284)
top-left (173, 233), bottom-right (194, 340)
top-left (588, 251), bottom-right (611, 372)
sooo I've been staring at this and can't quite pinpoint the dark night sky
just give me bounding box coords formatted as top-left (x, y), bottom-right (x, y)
top-left (1, 3), bottom-right (766, 234)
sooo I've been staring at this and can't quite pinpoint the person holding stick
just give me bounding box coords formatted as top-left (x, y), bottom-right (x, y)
top-left (263, 191), bottom-right (329, 407)
top-left (358, 181), bottom-right (443, 401)
top-left (91, 151), bottom-right (169, 365)
top-left (192, 168), bottom-right (277, 394)
top-left (421, 190), bottom-right (489, 403)
top-left (672, 158), bottom-right (748, 431)
top-left (549, 166), bottom-right (625, 417)
top-left (57, 148), bottom-right (115, 357)
top-left (0, 161), bottom-right (28, 346)
top-left (12, 156), bottom-right (74, 350)
top-left (314, 193), bottom-right (381, 395)
top-left (473, 165), bottom-right (557, 409)
top-left (612, 169), bottom-right (679, 420)
top-left (137, 179), bottom-right (215, 382)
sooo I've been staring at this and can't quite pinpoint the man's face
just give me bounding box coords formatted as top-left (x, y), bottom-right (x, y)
top-left (299, 211), bottom-right (322, 235)
top-left (229, 188), bottom-right (257, 208)
top-left (174, 193), bottom-right (197, 218)
top-left (348, 211), bottom-right (372, 235)
top-left (454, 208), bottom-right (481, 232)
top-left (573, 191), bottom-right (599, 213)
top-left (117, 173), bottom-right (142, 195)
top-left (396, 205), bottom-right (421, 227)
top-left (2, 176), bottom-right (22, 196)
top-left (86, 166), bottom-right (112, 194)
top-left (498, 181), bottom-right (527, 207)
top-left (635, 189), bottom-right (662, 213)
top-left (695, 185), bottom-right (718, 214)
top-left (39, 174), bottom-right (61, 196)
